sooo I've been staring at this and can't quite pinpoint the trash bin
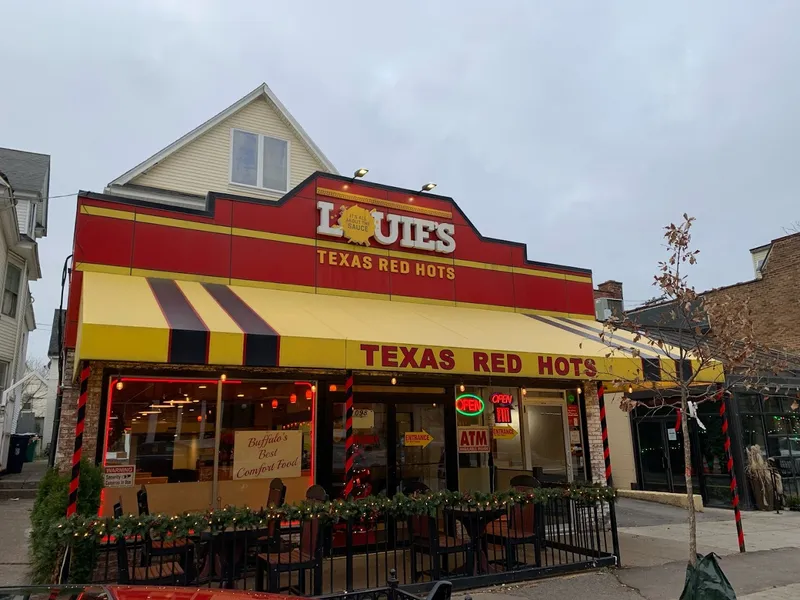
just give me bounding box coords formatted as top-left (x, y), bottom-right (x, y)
top-left (7, 434), bottom-right (30, 474)
top-left (24, 437), bottom-right (39, 462)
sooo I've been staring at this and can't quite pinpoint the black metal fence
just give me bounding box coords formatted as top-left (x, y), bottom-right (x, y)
top-left (65, 495), bottom-right (619, 594)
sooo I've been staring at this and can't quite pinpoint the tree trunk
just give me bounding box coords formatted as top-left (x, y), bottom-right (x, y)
top-left (681, 388), bottom-right (697, 566)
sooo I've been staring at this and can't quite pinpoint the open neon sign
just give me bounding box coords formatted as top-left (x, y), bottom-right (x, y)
top-left (491, 393), bottom-right (514, 423)
top-left (455, 393), bottom-right (485, 417)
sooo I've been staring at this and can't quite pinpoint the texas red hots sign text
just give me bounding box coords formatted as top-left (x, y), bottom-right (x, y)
top-left (65, 173), bottom-right (595, 347)
top-left (354, 343), bottom-right (598, 379)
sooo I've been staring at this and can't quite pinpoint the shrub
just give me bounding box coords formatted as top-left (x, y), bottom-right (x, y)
top-left (29, 460), bottom-right (103, 584)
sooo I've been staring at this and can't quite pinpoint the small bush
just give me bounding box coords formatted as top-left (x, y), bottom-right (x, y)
top-left (29, 460), bottom-right (103, 584)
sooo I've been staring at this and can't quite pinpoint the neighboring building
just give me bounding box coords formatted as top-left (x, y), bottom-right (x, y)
top-left (596, 234), bottom-right (800, 508)
top-left (103, 83), bottom-right (337, 210)
top-left (0, 148), bottom-right (50, 469)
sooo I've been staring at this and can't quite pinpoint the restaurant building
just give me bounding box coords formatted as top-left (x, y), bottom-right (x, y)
top-left (54, 84), bottom-right (718, 516)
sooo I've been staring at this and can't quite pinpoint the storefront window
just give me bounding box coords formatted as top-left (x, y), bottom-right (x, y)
top-left (103, 377), bottom-right (315, 515)
top-left (455, 387), bottom-right (576, 492)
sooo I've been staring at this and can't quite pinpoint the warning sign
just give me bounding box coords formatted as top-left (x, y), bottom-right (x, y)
top-left (458, 427), bottom-right (490, 453)
top-left (567, 404), bottom-right (580, 427)
top-left (104, 465), bottom-right (135, 488)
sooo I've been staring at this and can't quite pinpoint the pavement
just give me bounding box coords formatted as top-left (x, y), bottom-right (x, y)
top-left (0, 459), bottom-right (48, 499)
top-left (0, 497), bottom-right (34, 586)
top-left (460, 498), bottom-right (800, 599)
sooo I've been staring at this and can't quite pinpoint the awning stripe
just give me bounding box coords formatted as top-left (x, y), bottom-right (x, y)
top-left (528, 314), bottom-right (658, 359)
top-left (202, 283), bottom-right (280, 367)
top-left (558, 318), bottom-right (667, 357)
top-left (147, 278), bottom-right (209, 364)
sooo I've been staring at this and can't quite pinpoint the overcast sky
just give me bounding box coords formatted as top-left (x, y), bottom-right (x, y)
top-left (1, 1), bottom-right (798, 360)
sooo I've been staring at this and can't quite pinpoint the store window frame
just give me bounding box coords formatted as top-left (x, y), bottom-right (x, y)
top-left (229, 128), bottom-right (290, 193)
top-left (99, 374), bottom-right (318, 512)
top-left (737, 392), bottom-right (800, 495)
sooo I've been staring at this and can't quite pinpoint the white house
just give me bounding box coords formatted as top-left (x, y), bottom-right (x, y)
top-left (0, 148), bottom-right (50, 469)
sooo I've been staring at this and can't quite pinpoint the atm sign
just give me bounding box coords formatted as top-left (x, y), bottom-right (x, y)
top-left (455, 394), bottom-right (485, 417)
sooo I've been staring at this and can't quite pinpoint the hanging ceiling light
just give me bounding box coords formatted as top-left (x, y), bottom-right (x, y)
top-left (459, 383), bottom-right (465, 393)
top-left (577, 385), bottom-right (582, 394)
top-left (271, 399), bottom-right (279, 409)
top-left (521, 387), bottom-right (527, 396)
top-left (628, 384), bottom-right (634, 394)
top-left (290, 393), bottom-right (297, 404)
top-left (305, 389), bottom-right (313, 400)
top-left (391, 376), bottom-right (397, 385)
top-left (311, 384), bottom-right (317, 393)
top-left (115, 380), bottom-right (124, 391)
top-left (220, 374), bottom-right (227, 382)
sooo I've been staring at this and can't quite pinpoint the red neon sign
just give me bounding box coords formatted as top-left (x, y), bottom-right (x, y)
top-left (491, 393), bottom-right (513, 405)
top-left (494, 405), bottom-right (513, 424)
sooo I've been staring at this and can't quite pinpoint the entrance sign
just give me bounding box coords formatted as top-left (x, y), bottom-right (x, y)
top-left (103, 465), bottom-right (135, 487)
top-left (458, 427), bottom-right (490, 453)
top-left (492, 426), bottom-right (518, 440)
top-left (404, 430), bottom-right (434, 448)
top-left (455, 393), bottom-right (485, 417)
top-left (234, 430), bottom-right (302, 480)
top-left (317, 200), bottom-right (456, 254)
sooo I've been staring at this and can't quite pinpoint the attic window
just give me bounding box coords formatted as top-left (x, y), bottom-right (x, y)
top-left (231, 129), bottom-right (289, 192)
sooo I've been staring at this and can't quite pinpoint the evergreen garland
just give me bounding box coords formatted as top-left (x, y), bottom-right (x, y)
top-left (55, 484), bottom-right (615, 542)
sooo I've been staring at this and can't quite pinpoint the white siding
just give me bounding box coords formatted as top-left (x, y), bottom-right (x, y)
top-left (0, 234), bottom-right (15, 363)
top-left (15, 199), bottom-right (30, 236)
top-left (132, 97), bottom-right (329, 199)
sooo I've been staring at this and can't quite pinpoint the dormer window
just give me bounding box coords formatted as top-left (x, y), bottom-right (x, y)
top-left (230, 129), bottom-right (289, 192)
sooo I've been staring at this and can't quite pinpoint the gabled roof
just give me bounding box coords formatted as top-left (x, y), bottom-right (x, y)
top-left (0, 148), bottom-right (50, 196)
top-left (109, 83), bottom-right (338, 187)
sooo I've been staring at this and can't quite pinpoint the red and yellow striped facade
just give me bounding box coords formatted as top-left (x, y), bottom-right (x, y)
top-left (65, 173), bottom-right (596, 349)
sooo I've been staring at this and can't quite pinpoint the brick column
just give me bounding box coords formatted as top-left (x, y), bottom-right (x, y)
top-left (583, 381), bottom-right (608, 485)
top-left (56, 353), bottom-right (104, 473)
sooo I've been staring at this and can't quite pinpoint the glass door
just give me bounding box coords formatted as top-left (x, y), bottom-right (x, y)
top-left (523, 403), bottom-right (571, 483)
top-left (395, 403), bottom-right (447, 493)
top-left (637, 421), bottom-right (670, 492)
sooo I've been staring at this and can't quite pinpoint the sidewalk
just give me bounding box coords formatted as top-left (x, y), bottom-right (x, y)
top-left (461, 499), bottom-right (800, 599)
top-left (0, 459), bottom-right (48, 499)
top-left (0, 498), bottom-right (34, 585)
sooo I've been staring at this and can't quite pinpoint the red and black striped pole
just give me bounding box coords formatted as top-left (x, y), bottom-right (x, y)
top-left (719, 386), bottom-right (745, 552)
top-left (343, 372), bottom-right (355, 499)
top-left (598, 383), bottom-right (613, 486)
top-left (66, 364), bottom-right (90, 517)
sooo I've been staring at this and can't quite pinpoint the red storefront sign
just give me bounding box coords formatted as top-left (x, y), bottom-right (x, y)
top-left (65, 174), bottom-right (595, 347)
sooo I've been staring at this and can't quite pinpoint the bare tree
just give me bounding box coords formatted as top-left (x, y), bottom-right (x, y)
top-left (598, 215), bottom-right (789, 566)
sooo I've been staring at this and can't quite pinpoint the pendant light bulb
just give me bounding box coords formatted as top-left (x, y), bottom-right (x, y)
top-left (115, 380), bottom-right (124, 391)
top-left (391, 376), bottom-right (397, 385)
top-left (521, 387), bottom-right (527, 396)
top-left (577, 385), bottom-right (582, 395)
top-left (220, 373), bottom-right (227, 382)
top-left (459, 383), bottom-right (465, 393)
top-left (627, 384), bottom-right (633, 394)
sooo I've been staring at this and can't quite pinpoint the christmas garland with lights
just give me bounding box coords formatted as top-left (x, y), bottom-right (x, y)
top-left (56, 485), bottom-right (616, 542)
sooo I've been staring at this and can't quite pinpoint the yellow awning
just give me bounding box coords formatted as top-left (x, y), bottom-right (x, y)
top-left (76, 271), bottom-right (723, 384)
